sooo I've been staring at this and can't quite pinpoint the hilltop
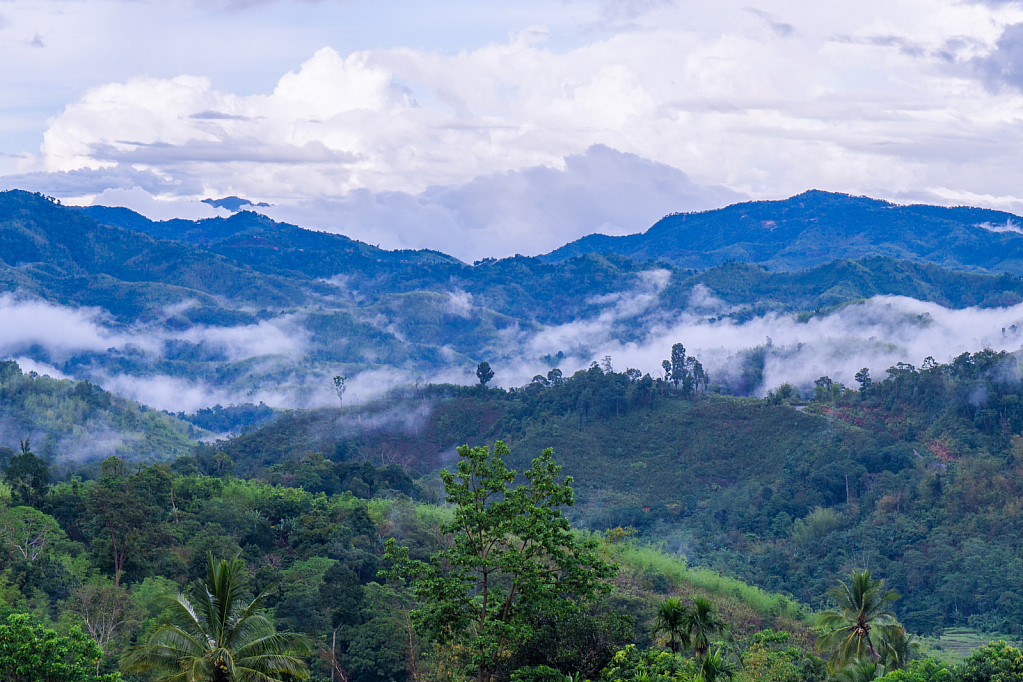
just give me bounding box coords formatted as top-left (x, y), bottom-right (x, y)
top-left (545, 190), bottom-right (1023, 273)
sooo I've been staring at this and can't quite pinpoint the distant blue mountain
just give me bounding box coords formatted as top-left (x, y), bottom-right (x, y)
top-left (201, 196), bottom-right (271, 212)
top-left (543, 189), bottom-right (1023, 273)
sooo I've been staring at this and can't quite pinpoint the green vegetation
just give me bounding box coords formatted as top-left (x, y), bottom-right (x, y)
top-left (0, 360), bottom-right (200, 467)
top-left (189, 348), bottom-right (1023, 639)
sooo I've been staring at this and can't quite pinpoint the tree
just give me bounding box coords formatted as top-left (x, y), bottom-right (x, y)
top-left (670, 344), bottom-right (687, 389)
top-left (854, 368), bottom-right (872, 393)
top-left (333, 375), bottom-right (347, 414)
top-left (816, 571), bottom-right (901, 672)
top-left (686, 597), bottom-right (726, 660)
top-left (877, 626), bottom-right (918, 672)
top-left (383, 441), bottom-right (615, 682)
top-left (653, 597), bottom-right (690, 654)
top-left (477, 361), bottom-right (495, 387)
top-left (0, 613), bottom-right (119, 682)
top-left (698, 647), bottom-right (737, 682)
top-left (66, 584), bottom-right (141, 674)
top-left (87, 459), bottom-right (172, 587)
top-left (0, 505), bottom-right (63, 562)
top-left (835, 658), bottom-right (879, 682)
top-left (122, 554), bottom-right (311, 682)
top-left (4, 438), bottom-right (50, 507)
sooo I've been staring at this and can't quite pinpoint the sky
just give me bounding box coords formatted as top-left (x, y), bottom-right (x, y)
top-left (4, 0), bottom-right (1023, 260)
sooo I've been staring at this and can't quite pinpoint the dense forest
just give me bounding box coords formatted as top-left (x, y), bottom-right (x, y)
top-left (4, 343), bottom-right (1023, 681)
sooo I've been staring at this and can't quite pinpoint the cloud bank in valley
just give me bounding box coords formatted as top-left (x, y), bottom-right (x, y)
top-left (6, 283), bottom-right (1023, 415)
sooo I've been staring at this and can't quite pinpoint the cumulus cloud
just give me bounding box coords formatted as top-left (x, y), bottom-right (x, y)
top-left (10, 0), bottom-right (1023, 225)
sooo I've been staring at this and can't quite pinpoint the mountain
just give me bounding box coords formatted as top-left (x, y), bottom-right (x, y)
top-left (10, 188), bottom-right (1023, 408)
top-left (545, 189), bottom-right (1023, 273)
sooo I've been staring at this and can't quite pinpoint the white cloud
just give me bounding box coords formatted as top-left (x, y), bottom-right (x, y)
top-left (8, 0), bottom-right (1023, 228)
top-left (87, 187), bottom-right (230, 221)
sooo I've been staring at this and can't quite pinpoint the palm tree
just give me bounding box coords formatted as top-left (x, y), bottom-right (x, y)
top-left (816, 570), bottom-right (901, 673)
top-left (698, 647), bottom-right (737, 682)
top-left (877, 626), bottom-right (918, 672)
top-left (653, 597), bottom-right (691, 654)
top-left (122, 554), bottom-right (311, 682)
top-left (834, 657), bottom-right (879, 682)
top-left (685, 597), bottom-right (727, 660)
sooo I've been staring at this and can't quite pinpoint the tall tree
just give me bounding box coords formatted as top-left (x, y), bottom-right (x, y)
top-left (476, 361), bottom-right (495, 387)
top-left (384, 442), bottom-right (615, 682)
top-left (4, 438), bottom-right (50, 507)
top-left (122, 554), bottom-right (311, 682)
top-left (816, 571), bottom-right (901, 672)
top-left (685, 597), bottom-right (726, 660)
top-left (87, 458), bottom-right (173, 587)
top-left (65, 584), bottom-right (141, 674)
top-left (670, 344), bottom-right (687, 389)
top-left (652, 597), bottom-right (690, 654)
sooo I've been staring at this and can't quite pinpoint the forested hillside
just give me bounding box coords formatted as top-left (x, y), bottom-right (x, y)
top-left (546, 190), bottom-right (1023, 273)
top-left (0, 360), bottom-right (200, 467)
top-left (186, 348), bottom-right (1023, 638)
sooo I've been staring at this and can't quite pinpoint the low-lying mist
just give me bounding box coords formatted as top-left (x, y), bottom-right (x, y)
top-left (5, 280), bottom-right (1023, 415)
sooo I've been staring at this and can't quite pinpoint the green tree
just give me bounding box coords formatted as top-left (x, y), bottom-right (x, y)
top-left (855, 368), bottom-right (872, 392)
top-left (816, 571), bottom-right (901, 672)
top-left (670, 344), bottom-right (687, 389)
top-left (957, 641), bottom-right (1023, 682)
top-left (477, 361), bottom-right (495, 387)
top-left (383, 441), bottom-right (615, 682)
top-left (685, 597), bottom-right (726, 661)
top-left (121, 554), bottom-right (311, 682)
top-left (4, 439), bottom-right (50, 507)
top-left (0, 505), bottom-right (63, 562)
top-left (87, 459), bottom-right (172, 587)
top-left (836, 658), bottom-right (880, 682)
top-left (653, 597), bottom-right (690, 654)
top-left (0, 612), bottom-right (120, 682)
top-left (698, 647), bottom-right (737, 682)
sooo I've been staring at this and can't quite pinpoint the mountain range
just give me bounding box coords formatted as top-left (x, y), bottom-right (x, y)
top-left (4, 188), bottom-right (1023, 416)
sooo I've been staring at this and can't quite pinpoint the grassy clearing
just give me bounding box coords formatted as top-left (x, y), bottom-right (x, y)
top-left (917, 628), bottom-right (1023, 664)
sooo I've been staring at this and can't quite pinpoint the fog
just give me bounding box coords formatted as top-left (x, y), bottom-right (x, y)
top-left (5, 284), bottom-right (1023, 415)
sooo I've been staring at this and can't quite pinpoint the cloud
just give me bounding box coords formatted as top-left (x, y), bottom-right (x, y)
top-left (25, 32), bottom-right (44, 48)
top-left (744, 8), bottom-right (794, 38)
top-left (973, 22), bottom-right (1023, 91)
top-left (259, 145), bottom-right (744, 260)
top-left (89, 187), bottom-right (230, 221)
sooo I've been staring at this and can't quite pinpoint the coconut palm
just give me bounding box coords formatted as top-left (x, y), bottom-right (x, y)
top-left (653, 597), bottom-right (691, 654)
top-left (685, 597), bottom-right (727, 661)
top-left (816, 571), bottom-right (901, 673)
top-left (697, 647), bottom-right (737, 682)
top-left (834, 657), bottom-right (880, 682)
top-left (877, 626), bottom-right (918, 672)
top-left (121, 554), bottom-right (311, 682)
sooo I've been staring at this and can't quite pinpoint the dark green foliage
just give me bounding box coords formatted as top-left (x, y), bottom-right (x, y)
top-left (175, 403), bottom-right (276, 434)
top-left (508, 608), bottom-right (634, 679)
top-left (5, 439), bottom-right (50, 507)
